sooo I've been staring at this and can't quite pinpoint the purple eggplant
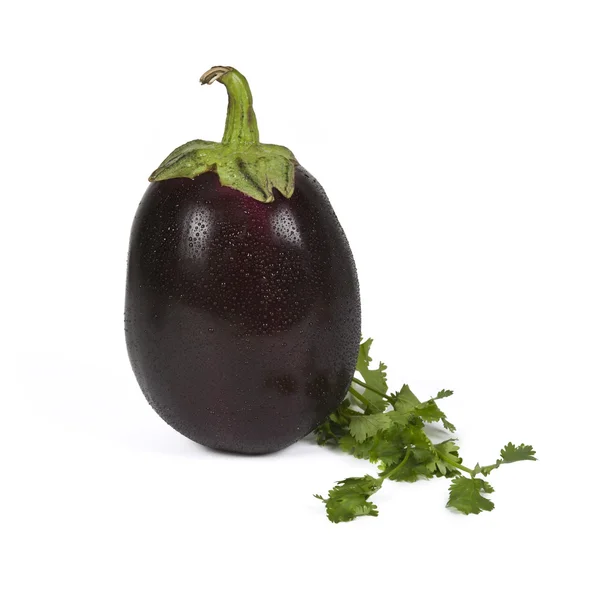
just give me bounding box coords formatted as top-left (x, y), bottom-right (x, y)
top-left (125, 66), bottom-right (360, 454)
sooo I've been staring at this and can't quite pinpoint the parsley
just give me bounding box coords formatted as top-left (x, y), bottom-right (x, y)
top-left (349, 413), bottom-right (391, 442)
top-left (447, 477), bottom-right (495, 514)
top-left (314, 339), bottom-right (537, 523)
top-left (314, 476), bottom-right (382, 522)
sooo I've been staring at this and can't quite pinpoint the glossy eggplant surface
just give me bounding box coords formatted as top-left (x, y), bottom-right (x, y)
top-left (125, 167), bottom-right (360, 453)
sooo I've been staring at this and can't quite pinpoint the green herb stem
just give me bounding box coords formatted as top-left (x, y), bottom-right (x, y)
top-left (381, 449), bottom-right (412, 480)
top-left (440, 456), bottom-right (500, 478)
top-left (348, 385), bottom-right (380, 412)
top-left (439, 456), bottom-right (475, 476)
top-left (351, 377), bottom-right (395, 402)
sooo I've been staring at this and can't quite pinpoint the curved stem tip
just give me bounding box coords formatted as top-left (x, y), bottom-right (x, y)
top-left (199, 66), bottom-right (259, 146)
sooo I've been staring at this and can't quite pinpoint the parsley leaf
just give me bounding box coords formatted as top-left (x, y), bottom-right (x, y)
top-left (474, 442), bottom-right (538, 475)
top-left (314, 475), bottom-right (382, 523)
top-left (414, 392), bottom-right (456, 432)
top-left (414, 400), bottom-right (446, 422)
top-left (440, 415), bottom-right (457, 434)
top-left (349, 413), bottom-right (392, 442)
top-left (500, 442), bottom-right (537, 463)
top-left (338, 434), bottom-right (377, 460)
top-left (391, 384), bottom-right (421, 410)
top-left (447, 476), bottom-right (495, 515)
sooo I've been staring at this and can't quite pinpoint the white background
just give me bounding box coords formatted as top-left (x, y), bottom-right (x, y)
top-left (1, 1), bottom-right (598, 598)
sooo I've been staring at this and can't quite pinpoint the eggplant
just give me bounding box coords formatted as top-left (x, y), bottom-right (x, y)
top-left (125, 66), bottom-right (360, 454)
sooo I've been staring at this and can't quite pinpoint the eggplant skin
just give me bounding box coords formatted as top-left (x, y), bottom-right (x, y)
top-left (125, 166), bottom-right (361, 454)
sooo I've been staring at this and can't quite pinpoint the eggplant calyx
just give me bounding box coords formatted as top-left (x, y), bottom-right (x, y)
top-left (149, 66), bottom-right (297, 203)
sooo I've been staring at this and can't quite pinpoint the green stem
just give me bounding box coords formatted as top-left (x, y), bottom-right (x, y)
top-left (440, 456), bottom-right (500, 477)
top-left (348, 386), bottom-right (379, 412)
top-left (200, 66), bottom-right (260, 145)
top-left (352, 377), bottom-right (395, 402)
top-left (381, 450), bottom-right (412, 480)
top-left (440, 457), bottom-right (474, 476)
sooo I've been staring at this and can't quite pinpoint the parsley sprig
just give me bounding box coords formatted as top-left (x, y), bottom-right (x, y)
top-left (314, 339), bottom-right (537, 523)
